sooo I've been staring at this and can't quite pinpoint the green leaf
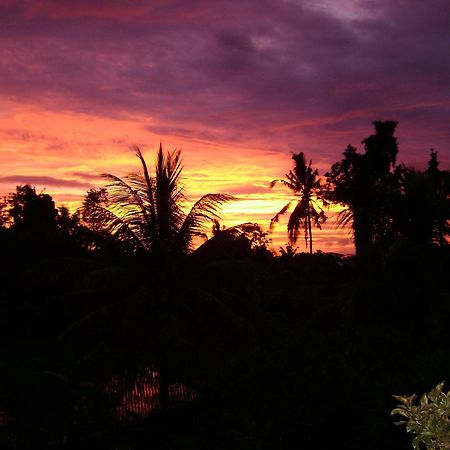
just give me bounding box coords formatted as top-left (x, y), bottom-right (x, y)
top-left (393, 420), bottom-right (407, 426)
top-left (393, 395), bottom-right (411, 405)
top-left (421, 393), bottom-right (429, 406)
top-left (421, 434), bottom-right (433, 445)
top-left (412, 436), bottom-right (422, 449)
top-left (428, 382), bottom-right (444, 402)
top-left (391, 408), bottom-right (410, 418)
top-left (393, 394), bottom-right (417, 406)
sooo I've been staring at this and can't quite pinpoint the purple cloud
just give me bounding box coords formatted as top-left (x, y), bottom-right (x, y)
top-left (0, 175), bottom-right (92, 189)
top-left (0, 0), bottom-right (448, 167)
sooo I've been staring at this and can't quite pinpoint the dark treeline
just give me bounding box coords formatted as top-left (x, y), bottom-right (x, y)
top-left (0, 122), bottom-right (449, 450)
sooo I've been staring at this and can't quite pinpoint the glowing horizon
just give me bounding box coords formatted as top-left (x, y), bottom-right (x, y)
top-left (1, 1), bottom-right (449, 254)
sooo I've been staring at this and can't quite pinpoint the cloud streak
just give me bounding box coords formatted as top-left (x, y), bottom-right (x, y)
top-left (0, 175), bottom-right (92, 189)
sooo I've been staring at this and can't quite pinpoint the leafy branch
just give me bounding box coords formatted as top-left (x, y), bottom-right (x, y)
top-left (392, 382), bottom-right (450, 449)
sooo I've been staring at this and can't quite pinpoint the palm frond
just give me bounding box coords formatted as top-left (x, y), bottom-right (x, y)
top-left (337, 207), bottom-right (353, 230)
top-left (285, 171), bottom-right (302, 190)
top-left (269, 179), bottom-right (279, 189)
top-left (287, 198), bottom-right (309, 245)
top-left (135, 146), bottom-right (158, 230)
top-left (154, 144), bottom-right (186, 242)
top-left (270, 201), bottom-right (292, 231)
top-left (102, 173), bottom-right (147, 211)
top-left (310, 207), bottom-right (327, 229)
top-left (179, 193), bottom-right (235, 252)
top-left (84, 200), bottom-right (146, 252)
top-left (102, 173), bottom-right (153, 238)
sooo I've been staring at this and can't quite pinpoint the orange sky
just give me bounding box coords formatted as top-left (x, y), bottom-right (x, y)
top-left (0, 102), bottom-right (354, 254)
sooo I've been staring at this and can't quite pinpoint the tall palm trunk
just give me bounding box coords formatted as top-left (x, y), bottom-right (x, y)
top-left (307, 207), bottom-right (313, 255)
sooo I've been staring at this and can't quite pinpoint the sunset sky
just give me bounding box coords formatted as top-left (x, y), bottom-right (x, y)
top-left (1, 0), bottom-right (449, 254)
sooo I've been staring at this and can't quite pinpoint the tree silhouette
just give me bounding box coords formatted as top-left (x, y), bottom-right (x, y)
top-left (84, 144), bottom-right (234, 257)
top-left (397, 169), bottom-right (436, 245)
top-left (76, 187), bottom-right (121, 253)
top-left (211, 220), bottom-right (270, 251)
top-left (193, 220), bottom-right (271, 260)
top-left (270, 152), bottom-right (327, 254)
top-left (81, 188), bottom-right (110, 233)
top-left (426, 150), bottom-right (450, 246)
top-left (394, 150), bottom-right (450, 247)
top-left (0, 185), bottom-right (60, 258)
top-left (57, 206), bottom-right (80, 236)
top-left (325, 121), bottom-right (401, 257)
top-left (2, 184), bottom-right (58, 233)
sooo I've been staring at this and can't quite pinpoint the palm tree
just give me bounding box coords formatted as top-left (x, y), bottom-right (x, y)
top-left (270, 152), bottom-right (327, 254)
top-left (84, 144), bottom-right (234, 256)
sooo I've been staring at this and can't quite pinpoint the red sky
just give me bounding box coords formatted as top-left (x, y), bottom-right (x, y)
top-left (0, 0), bottom-right (449, 254)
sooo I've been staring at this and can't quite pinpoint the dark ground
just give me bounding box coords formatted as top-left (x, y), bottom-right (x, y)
top-left (1, 242), bottom-right (449, 450)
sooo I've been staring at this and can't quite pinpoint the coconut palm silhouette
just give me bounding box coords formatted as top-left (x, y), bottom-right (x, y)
top-left (84, 144), bottom-right (234, 257)
top-left (270, 152), bottom-right (327, 254)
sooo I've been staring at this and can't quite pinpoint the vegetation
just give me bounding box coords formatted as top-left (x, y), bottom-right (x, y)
top-left (325, 122), bottom-right (449, 262)
top-left (392, 382), bottom-right (450, 449)
top-left (0, 122), bottom-right (449, 450)
top-left (325, 121), bottom-right (401, 258)
top-left (270, 152), bottom-right (327, 254)
top-left (81, 145), bottom-right (234, 257)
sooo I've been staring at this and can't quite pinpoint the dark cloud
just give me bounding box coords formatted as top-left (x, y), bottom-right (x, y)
top-left (0, 0), bottom-right (449, 165)
top-left (0, 175), bottom-right (92, 189)
top-left (146, 125), bottom-right (222, 142)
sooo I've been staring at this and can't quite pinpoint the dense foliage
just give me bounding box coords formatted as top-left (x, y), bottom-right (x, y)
top-left (392, 382), bottom-right (450, 449)
top-left (0, 122), bottom-right (449, 450)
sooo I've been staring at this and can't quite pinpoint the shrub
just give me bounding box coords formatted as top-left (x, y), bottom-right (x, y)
top-left (391, 382), bottom-right (450, 449)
